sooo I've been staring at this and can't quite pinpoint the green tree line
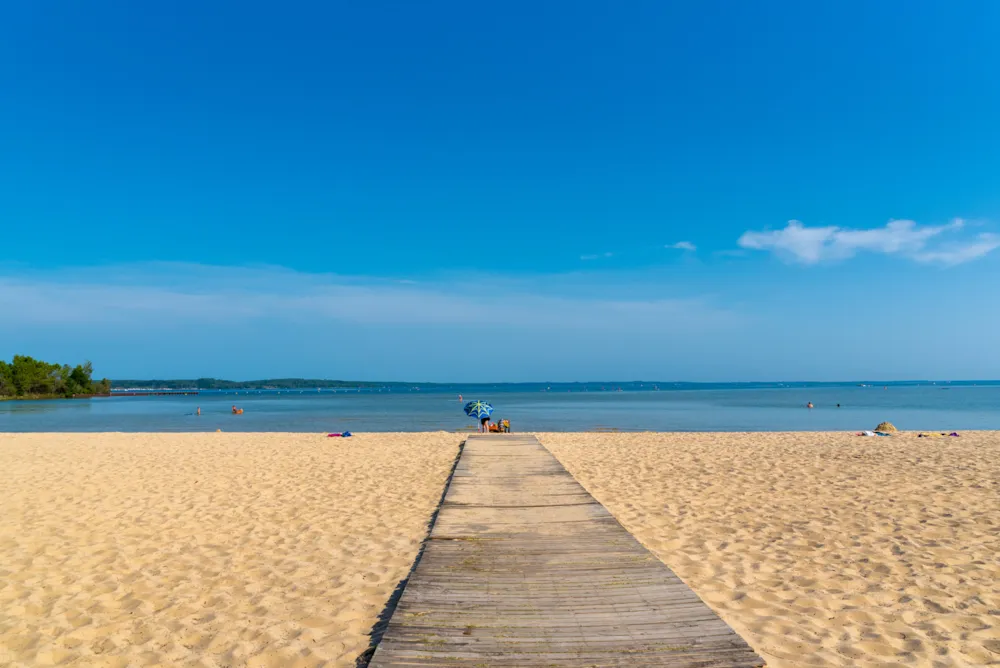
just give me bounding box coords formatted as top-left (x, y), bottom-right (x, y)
top-left (0, 356), bottom-right (111, 399)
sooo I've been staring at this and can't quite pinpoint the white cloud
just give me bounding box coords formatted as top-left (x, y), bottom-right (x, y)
top-left (911, 233), bottom-right (1000, 266)
top-left (580, 252), bottom-right (614, 260)
top-left (739, 220), bottom-right (838, 263)
top-left (738, 218), bottom-right (994, 265)
top-left (832, 219), bottom-right (961, 255)
top-left (667, 241), bottom-right (697, 251)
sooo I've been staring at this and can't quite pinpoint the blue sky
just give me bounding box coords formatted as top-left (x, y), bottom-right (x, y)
top-left (2, 1), bottom-right (999, 381)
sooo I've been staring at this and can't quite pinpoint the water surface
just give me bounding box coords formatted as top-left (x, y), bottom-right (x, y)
top-left (2, 385), bottom-right (998, 432)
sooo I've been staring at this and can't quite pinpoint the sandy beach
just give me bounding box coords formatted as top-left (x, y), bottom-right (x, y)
top-left (540, 432), bottom-right (1000, 668)
top-left (0, 433), bottom-right (461, 667)
top-left (2, 431), bottom-right (999, 667)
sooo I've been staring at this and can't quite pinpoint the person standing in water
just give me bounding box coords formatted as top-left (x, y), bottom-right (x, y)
top-left (196, 407), bottom-right (201, 416)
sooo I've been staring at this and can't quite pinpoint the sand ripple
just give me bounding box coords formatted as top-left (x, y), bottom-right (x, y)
top-left (0, 432), bottom-right (461, 667)
top-left (540, 431), bottom-right (1000, 667)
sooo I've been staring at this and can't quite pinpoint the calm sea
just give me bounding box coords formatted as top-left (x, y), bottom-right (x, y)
top-left (2, 384), bottom-right (999, 432)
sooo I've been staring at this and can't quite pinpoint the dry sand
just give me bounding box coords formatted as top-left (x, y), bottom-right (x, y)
top-left (0, 433), bottom-right (461, 667)
top-left (3, 431), bottom-right (999, 667)
top-left (539, 431), bottom-right (1000, 668)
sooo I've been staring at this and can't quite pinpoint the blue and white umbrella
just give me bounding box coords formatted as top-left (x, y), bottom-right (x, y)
top-left (463, 400), bottom-right (494, 420)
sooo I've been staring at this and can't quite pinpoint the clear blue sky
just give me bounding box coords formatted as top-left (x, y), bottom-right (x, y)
top-left (2, 1), bottom-right (999, 381)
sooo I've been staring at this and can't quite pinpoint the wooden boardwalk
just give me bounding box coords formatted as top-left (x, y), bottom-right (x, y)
top-left (368, 435), bottom-right (765, 667)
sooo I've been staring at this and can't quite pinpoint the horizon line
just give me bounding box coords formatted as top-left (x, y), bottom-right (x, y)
top-left (110, 378), bottom-right (1000, 385)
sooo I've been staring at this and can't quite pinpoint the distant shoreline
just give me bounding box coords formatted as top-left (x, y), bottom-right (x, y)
top-left (110, 378), bottom-right (1000, 392)
top-left (1, 393), bottom-right (111, 402)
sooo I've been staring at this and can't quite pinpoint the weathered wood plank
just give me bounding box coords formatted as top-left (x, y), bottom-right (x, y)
top-left (368, 435), bottom-right (765, 667)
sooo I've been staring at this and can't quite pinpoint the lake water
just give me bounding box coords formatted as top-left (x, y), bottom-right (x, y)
top-left (2, 384), bottom-right (999, 432)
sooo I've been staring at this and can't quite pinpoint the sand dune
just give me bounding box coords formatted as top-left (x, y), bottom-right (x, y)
top-left (0, 433), bottom-right (461, 667)
top-left (539, 431), bottom-right (1000, 668)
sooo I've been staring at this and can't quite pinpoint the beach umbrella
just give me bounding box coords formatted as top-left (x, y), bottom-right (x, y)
top-left (463, 400), bottom-right (494, 420)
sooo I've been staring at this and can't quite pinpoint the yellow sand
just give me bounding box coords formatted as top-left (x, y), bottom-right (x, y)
top-left (539, 432), bottom-right (1000, 668)
top-left (0, 433), bottom-right (461, 667)
top-left (3, 431), bottom-right (999, 667)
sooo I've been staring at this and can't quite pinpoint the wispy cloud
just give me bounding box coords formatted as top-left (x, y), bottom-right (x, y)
top-left (0, 262), bottom-right (740, 332)
top-left (666, 241), bottom-right (697, 251)
top-left (910, 233), bottom-right (1000, 265)
top-left (580, 252), bottom-right (614, 261)
top-left (738, 218), bottom-right (995, 265)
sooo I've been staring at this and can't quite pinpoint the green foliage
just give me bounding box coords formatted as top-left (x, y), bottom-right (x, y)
top-left (0, 356), bottom-right (110, 399)
top-left (0, 361), bottom-right (12, 396)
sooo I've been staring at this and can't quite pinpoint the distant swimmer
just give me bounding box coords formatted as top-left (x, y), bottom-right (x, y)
top-left (806, 402), bottom-right (814, 409)
top-left (459, 394), bottom-right (463, 402)
top-left (197, 407), bottom-right (201, 416)
top-left (232, 405), bottom-right (244, 415)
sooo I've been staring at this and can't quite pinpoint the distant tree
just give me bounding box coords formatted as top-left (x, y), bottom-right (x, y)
top-left (0, 360), bottom-right (12, 396)
top-left (11, 355), bottom-right (53, 395)
top-left (0, 356), bottom-right (105, 398)
top-left (69, 362), bottom-right (93, 388)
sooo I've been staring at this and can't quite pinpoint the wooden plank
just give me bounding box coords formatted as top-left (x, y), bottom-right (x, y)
top-left (368, 435), bottom-right (765, 667)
